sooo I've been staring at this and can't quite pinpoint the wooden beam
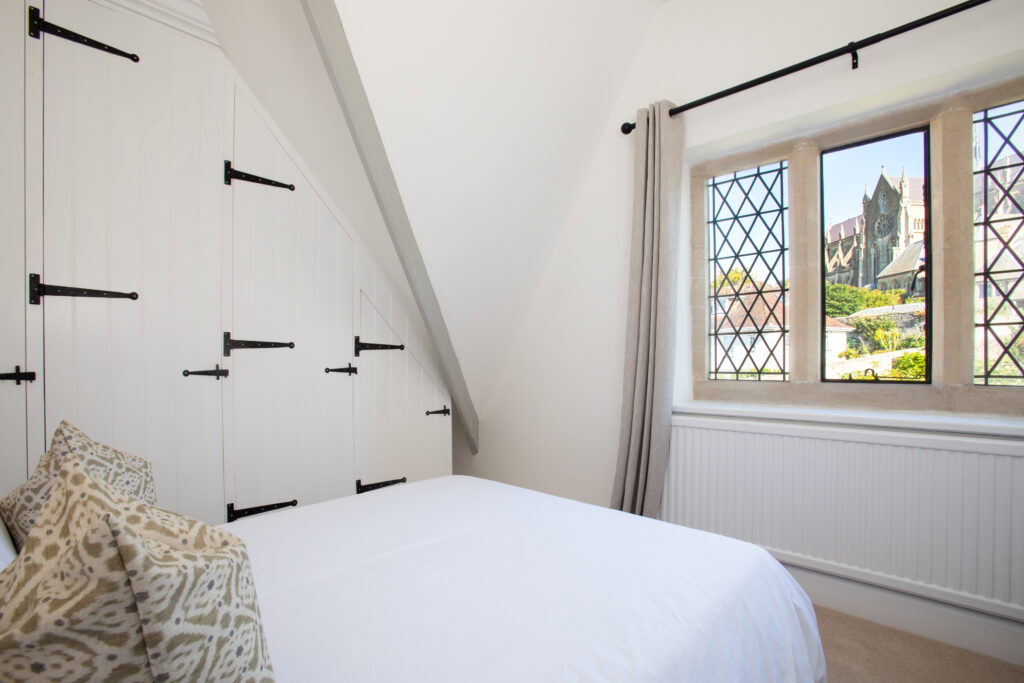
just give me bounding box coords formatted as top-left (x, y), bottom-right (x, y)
top-left (299, 0), bottom-right (479, 453)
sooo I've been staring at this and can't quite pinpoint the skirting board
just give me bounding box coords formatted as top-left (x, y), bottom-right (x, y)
top-left (784, 562), bottom-right (1024, 667)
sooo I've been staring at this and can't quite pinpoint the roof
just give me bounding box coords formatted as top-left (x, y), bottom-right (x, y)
top-left (883, 174), bottom-right (925, 203)
top-left (712, 291), bottom-right (787, 333)
top-left (848, 302), bottom-right (927, 318)
top-left (877, 240), bottom-right (925, 280)
top-left (827, 215), bottom-right (862, 242)
top-left (825, 317), bottom-right (854, 331)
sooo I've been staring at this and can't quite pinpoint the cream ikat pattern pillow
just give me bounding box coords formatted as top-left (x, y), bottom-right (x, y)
top-left (0, 420), bottom-right (156, 551)
top-left (0, 459), bottom-right (274, 682)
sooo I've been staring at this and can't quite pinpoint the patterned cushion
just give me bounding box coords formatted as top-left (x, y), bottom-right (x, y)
top-left (109, 517), bottom-right (274, 682)
top-left (0, 420), bottom-right (156, 551)
top-left (0, 460), bottom-right (274, 682)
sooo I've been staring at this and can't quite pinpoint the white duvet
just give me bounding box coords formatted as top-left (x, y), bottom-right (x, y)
top-left (225, 476), bottom-right (826, 682)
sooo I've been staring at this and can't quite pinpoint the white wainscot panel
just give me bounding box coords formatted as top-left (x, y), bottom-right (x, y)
top-left (663, 413), bottom-right (1024, 622)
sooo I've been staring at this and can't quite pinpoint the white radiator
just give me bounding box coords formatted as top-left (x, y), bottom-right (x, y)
top-left (664, 411), bottom-right (1024, 622)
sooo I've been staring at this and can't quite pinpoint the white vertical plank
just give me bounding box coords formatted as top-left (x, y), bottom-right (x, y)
top-left (24, 0), bottom-right (46, 465)
top-left (41, 0), bottom-right (225, 523)
top-left (1011, 457), bottom-right (1024, 607)
top-left (0, 0), bottom-right (29, 491)
top-left (228, 88), bottom-right (355, 510)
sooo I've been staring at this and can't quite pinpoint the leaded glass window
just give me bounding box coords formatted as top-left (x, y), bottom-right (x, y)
top-left (707, 162), bottom-right (788, 381)
top-left (973, 99), bottom-right (1024, 386)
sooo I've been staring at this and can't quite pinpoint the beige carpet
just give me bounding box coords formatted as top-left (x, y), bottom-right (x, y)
top-left (815, 606), bottom-right (1024, 682)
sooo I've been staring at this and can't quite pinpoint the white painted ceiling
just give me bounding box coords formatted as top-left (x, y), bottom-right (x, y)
top-left (333, 0), bottom-right (662, 415)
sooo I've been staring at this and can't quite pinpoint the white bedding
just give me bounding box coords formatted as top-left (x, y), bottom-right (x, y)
top-left (226, 476), bottom-right (826, 682)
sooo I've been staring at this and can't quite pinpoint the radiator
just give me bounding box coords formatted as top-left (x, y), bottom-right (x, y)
top-left (663, 412), bottom-right (1024, 622)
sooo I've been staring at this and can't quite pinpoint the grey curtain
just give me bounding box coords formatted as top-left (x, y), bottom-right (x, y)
top-left (611, 101), bottom-right (684, 518)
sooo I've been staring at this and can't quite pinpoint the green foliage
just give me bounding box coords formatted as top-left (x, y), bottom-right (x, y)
top-left (837, 348), bottom-right (862, 360)
top-left (852, 317), bottom-right (896, 352)
top-left (874, 327), bottom-right (901, 352)
top-left (899, 332), bottom-right (925, 349)
top-left (824, 283), bottom-right (866, 317)
top-left (890, 352), bottom-right (927, 379)
top-left (824, 284), bottom-right (905, 318)
top-left (712, 266), bottom-right (752, 294)
top-left (864, 288), bottom-right (904, 308)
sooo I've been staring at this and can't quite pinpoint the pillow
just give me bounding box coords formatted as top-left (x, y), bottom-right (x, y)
top-left (0, 460), bottom-right (274, 682)
top-left (0, 420), bottom-right (156, 550)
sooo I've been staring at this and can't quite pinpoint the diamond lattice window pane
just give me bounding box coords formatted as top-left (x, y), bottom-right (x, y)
top-left (974, 98), bottom-right (1024, 386)
top-left (707, 162), bottom-right (789, 381)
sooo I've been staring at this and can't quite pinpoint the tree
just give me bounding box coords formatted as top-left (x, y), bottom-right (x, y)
top-left (712, 266), bottom-right (753, 294)
top-left (824, 283), bottom-right (866, 317)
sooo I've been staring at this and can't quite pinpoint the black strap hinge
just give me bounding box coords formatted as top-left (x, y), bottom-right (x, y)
top-left (356, 477), bottom-right (407, 494)
top-left (0, 366), bottom-right (36, 385)
top-left (325, 363), bottom-right (357, 375)
top-left (223, 331), bottom-right (294, 357)
top-left (426, 405), bottom-right (450, 417)
top-left (224, 160), bottom-right (295, 191)
top-left (28, 6), bottom-right (139, 63)
top-left (29, 273), bottom-right (138, 305)
top-left (226, 499), bottom-right (297, 523)
top-left (182, 364), bottom-right (229, 380)
top-left (354, 336), bottom-right (405, 357)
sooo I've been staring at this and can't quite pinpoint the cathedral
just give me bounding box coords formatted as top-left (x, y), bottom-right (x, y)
top-left (824, 170), bottom-right (927, 294)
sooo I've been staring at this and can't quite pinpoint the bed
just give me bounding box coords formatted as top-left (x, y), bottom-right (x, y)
top-left (226, 475), bottom-right (827, 682)
top-left (0, 421), bottom-right (824, 681)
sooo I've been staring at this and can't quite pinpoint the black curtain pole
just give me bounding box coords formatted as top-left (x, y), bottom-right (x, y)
top-left (620, 0), bottom-right (993, 135)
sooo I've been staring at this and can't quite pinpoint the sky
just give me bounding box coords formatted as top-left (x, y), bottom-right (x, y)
top-left (821, 131), bottom-right (927, 228)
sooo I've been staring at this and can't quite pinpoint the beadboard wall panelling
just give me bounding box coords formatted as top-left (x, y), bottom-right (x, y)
top-left (356, 241), bottom-right (446, 393)
top-left (40, 0), bottom-right (228, 524)
top-left (0, 1), bottom-right (28, 489)
top-left (3, 0), bottom-right (453, 524)
top-left (355, 293), bottom-right (451, 486)
top-left (226, 87), bottom-right (356, 510)
top-left (663, 414), bottom-right (1024, 622)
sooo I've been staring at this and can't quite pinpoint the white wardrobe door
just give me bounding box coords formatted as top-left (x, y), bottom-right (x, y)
top-left (227, 89), bottom-right (355, 511)
top-left (41, 0), bottom-right (227, 523)
top-left (0, 1), bottom-right (28, 492)
top-left (355, 294), bottom-right (451, 484)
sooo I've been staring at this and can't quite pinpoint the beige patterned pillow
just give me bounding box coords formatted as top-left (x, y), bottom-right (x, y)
top-left (0, 460), bottom-right (153, 680)
top-left (0, 460), bottom-right (274, 682)
top-left (109, 517), bottom-right (274, 682)
top-left (48, 420), bottom-right (157, 503)
top-left (0, 420), bottom-right (156, 550)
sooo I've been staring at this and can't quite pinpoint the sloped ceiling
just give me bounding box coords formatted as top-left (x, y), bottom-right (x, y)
top-left (333, 0), bottom-right (662, 415)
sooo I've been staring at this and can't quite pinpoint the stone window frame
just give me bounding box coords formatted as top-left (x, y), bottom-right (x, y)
top-left (687, 77), bottom-right (1024, 417)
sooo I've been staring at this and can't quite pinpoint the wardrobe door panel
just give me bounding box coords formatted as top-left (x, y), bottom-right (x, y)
top-left (0, 0), bottom-right (28, 492)
top-left (227, 89), bottom-right (354, 511)
top-left (355, 293), bottom-right (451, 485)
top-left (41, 0), bottom-right (227, 523)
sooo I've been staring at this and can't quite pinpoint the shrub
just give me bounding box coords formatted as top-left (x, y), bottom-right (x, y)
top-left (852, 317), bottom-right (896, 352)
top-left (890, 351), bottom-right (927, 379)
top-left (864, 288), bottom-right (904, 308)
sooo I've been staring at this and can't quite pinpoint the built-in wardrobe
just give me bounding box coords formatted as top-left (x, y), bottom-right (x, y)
top-left (0, 0), bottom-right (452, 525)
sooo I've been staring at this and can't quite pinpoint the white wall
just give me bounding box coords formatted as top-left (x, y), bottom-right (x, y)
top-left (457, 0), bottom-right (1024, 506)
top-left (334, 0), bottom-right (661, 414)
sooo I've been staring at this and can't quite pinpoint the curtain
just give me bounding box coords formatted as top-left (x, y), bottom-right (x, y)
top-left (611, 101), bottom-right (684, 518)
